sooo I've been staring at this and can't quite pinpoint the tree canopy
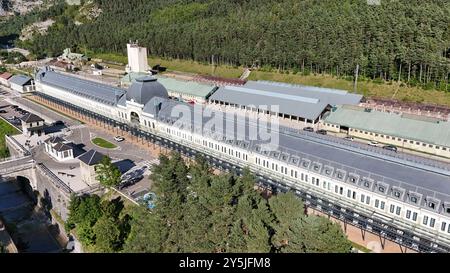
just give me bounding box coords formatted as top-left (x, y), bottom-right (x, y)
top-left (122, 152), bottom-right (353, 253)
top-left (1, 0), bottom-right (448, 91)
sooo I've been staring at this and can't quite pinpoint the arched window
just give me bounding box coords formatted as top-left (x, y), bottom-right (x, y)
top-left (130, 112), bottom-right (140, 124)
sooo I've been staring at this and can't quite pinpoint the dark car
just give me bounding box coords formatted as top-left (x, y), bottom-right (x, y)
top-left (10, 105), bottom-right (18, 109)
top-left (303, 127), bottom-right (314, 132)
top-left (53, 120), bottom-right (65, 126)
top-left (316, 129), bottom-right (327, 135)
top-left (0, 110), bottom-right (7, 114)
top-left (15, 108), bottom-right (22, 112)
top-left (383, 145), bottom-right (398, 152)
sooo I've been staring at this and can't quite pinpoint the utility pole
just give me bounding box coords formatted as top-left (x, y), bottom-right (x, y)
top-left (354, 64), bottom-right (359, 94)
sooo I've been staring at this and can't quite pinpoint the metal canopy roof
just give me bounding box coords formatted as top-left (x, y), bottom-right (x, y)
top-left (209, 80), bottom-right (362, 121)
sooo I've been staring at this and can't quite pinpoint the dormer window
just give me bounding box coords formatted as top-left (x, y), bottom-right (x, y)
top-left (349, 177), bottom-right (356, 183)
top-left (394, 191), bottom-right (400, 198)
top-left (410, 196), bottom-right (418, 203)
top-left (428, 202), bottom-right (436, 209)
top-left (325, 169), bottom-right (331, 175)
top-left (446, 208), bottom-right (450, 214)
top-left (364, 181), bottom-right (370, 188)
top-left (379, 186), bottom-right (385, 193)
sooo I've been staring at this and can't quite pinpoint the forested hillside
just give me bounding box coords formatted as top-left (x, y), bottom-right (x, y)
top-left (1, 0), bottom-right (449, 90)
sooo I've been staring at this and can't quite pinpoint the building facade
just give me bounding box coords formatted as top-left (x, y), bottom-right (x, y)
top-left (20, 113), bottom-right (45, 137)
top-left (34, 68), bottom-right (450, 251)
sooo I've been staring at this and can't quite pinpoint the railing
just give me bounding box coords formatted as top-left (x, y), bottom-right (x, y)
top-left (36, 163), bottom-right (73, 194)
top-left (5, 135), bottom-right (31, 156)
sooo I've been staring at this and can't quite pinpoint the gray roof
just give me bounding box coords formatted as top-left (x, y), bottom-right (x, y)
top-left (53, 142), bottom-right (73, 152)
top-left (155, 99), bottom-right (450, 215)
top-left (9, 75), bottom-right (32, 86)
top-left (44, 136), bottom-right (65, 144)
top-left (36, 69), bottom-right (126, 106)
top-left (78, 149), bottom-right (105, 166)
top-left (20, 113), bottom-right (44, 123)
top-left (126, 76), bottom-right (168, 105)
top-left (209, 80), bottom-right (363, 121)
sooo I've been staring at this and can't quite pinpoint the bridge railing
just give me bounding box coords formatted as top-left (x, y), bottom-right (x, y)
top-left (5, 135), bottom-right (31, 156)
top-left (36, 163), bottom-right (73, 194)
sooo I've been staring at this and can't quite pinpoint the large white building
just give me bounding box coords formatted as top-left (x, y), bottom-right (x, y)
top-left (126, 41), bottom-right (149, 73)
top-left (34, 67), bottom-right (450, 252)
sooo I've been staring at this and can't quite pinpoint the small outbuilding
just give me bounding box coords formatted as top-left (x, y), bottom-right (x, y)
top-left (20, 113), bottom-right (45, 136)
top-left (78, 149), bottom-right (105, 186)
top-left (44, 136), bottom-right (74, 161)
top-left (9, 74), bottom-right (34, 93)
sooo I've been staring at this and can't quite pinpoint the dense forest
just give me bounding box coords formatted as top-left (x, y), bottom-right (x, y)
top-left (1, 0), bottom-right (449, 90)
top-left (66, 153), bottom-right (352, 253)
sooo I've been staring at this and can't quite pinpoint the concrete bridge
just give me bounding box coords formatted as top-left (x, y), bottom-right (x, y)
top-left (0, 136), bottom-right (74, 221)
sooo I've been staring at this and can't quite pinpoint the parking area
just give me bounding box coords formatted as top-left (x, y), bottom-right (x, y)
top-left (0, 100), bottom-right (28, 130)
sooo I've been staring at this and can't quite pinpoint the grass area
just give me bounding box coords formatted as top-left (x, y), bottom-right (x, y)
top-left (91, 52), bottom-right (450, 106)
top-left (0, 118), bottom-right (20, 158)
top-left (91, 137), bottom-right (117, 149)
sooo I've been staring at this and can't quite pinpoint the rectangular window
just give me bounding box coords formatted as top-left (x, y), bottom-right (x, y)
top-left (380, 201), bottom-right (385, 210)
top-left (323, 181), bottom-right (326, 189)
top-left (441, 222), bottom-right (447, 232)
top-left (375, 199), bottom-right (379, 208)
top-left (347, 190), bottom-right (351, 198)
top-left (301, 173), bottom-right (304, 181)
top-left (352, 192), bottom-right (356, 200)
top-left (361, 194), bottom-right (365, 203)
top-left (423, 216), bottom-right (429, 225)
top-left (412, 212), bottom-right (418, 221)
top-left (406, 210), bottom-right (411, 219)
top-left (335, 185), bottom-right (338, 194)
top-left (430, 218), bottom-right (435, 228)
top-left (339, 187), bottom-right (343, 195)
top-left (366, 196), bottom-right (370, 205)
top-left (396, 207), bottom-right (401, 216)
top-left (295, 171), bottom-right (298, 179)
top-left (390, 204), bottom-right (395, 213)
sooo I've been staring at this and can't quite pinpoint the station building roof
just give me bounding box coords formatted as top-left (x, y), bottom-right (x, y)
top-left (154, 98), bottom-right (450, 215)
top-left (209, 80), bottom-right (362, 121)
top-left (324, 105), bottom-right (450, 148)
top-left (155, 76), bottom-right (217, 99)
top-left (36, 69), bottom-right (126, 106)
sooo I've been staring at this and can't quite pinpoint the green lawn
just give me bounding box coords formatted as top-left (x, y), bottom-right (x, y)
top-left (0, 118), bottom-right (20, 158)
top-left (91, 137), bottom-right (117, 149)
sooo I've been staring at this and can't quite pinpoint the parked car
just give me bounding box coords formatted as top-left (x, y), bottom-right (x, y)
top-left (15, 108), bottom-right (22, 112)
top-left (303, 127), bottom-right (314, 132)
top-left (10, 105), bottom-right (18, 109)
top-left (368, 141), bottom-right (379, 147)
top-left (114, 136), bottom-right (125, 142)
top-left (344, 136), bottom-right (354, 141)
top-left (0, 110), bottom-right (7, 114)
top-left (316, 129), bottom-right (327, 135)
top-left (383, 145), bottom-right (398, 152)
top-left (52, 120), bottom-right (65, 126)
top-left (20, 110), bottom-right (28, 115)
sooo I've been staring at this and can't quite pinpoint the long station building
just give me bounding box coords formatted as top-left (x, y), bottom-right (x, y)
top-left (323, 105), bottom-right (450, 158)
top-left (34, 67), bottom-right (450, 252)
